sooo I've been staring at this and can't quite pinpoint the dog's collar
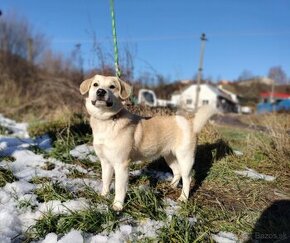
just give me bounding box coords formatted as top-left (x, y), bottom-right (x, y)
top-left (112, 108), bottom-right (124, 121)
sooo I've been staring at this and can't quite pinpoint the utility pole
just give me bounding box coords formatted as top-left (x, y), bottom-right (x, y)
top-left (270, 78), bottom-right (276, 112)
top-left (194, 33), bottom-right (207, 111)
top-left (27, 38), bottom-right (33, 64)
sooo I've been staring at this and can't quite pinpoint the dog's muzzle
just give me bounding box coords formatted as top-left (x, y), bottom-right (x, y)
top-left (91, 88), bottom-right (113, 107)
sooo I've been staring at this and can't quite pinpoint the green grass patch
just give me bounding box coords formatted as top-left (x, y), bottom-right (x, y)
top-left (27, 207), bottom-right (119, 240)
top-left (35, 181), bottom-right (74, 202)
top-left (17, 196), bottom-right (38, 210)
top-left (28, 113), bottom-right (92, 163)
top-left (125, 187), bottom-right (166, 220)
top-left (217, 126), bottom-right (253, 150)
top-left (75, 185), bottom-right (111, 205)
top-left (48, 132), bottom-right (91, 163)
top-left (158, 215), bottom-right (209, 243)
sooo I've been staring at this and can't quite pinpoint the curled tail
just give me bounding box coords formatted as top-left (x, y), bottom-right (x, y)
top-left (193, 105), bottom-right (218, 134)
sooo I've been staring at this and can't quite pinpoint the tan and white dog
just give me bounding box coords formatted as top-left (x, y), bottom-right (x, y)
top-left (80, 74), bottom-right (217, 211)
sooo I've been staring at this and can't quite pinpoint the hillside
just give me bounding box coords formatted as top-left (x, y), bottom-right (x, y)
top-left (220, 78), bottom-right (290, 106)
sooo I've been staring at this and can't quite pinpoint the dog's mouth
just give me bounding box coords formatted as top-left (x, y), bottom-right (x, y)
top-left (91, 98), bottom-right (113, 107)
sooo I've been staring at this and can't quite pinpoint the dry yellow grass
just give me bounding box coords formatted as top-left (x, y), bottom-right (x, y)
top-left (242, 114), bottom-right (290, 168)
top-left (0, 76), bottom-right (84, 121)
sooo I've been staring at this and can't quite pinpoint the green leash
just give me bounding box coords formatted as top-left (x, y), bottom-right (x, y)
top-left (109, 0), bottom-right (121, 78)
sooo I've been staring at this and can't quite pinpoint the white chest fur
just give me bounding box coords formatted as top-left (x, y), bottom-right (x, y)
top-left (92, 122), bottom-right (116, 145)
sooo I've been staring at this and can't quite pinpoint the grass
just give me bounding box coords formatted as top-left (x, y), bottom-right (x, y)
top-left (12, 111), bottom-right (289, 241)
top-left (238, 113), bottom-right (290, 166)
top-left (30, 176), bottom-right (51, 184)
top-left (125, 187), bottom-right (166, 220)
top-left (27, 207), bottom-right (119, 241)
top-left (0, 124), bottom-right (12, 135)
top-left (35, 181), bottom-right (75, 202)
top-left (0, 166), bottom-right (18, 187)
top-left (28, 113), bottom-right (92, 164)
top-left (158, 215), bottom-right (207, 243)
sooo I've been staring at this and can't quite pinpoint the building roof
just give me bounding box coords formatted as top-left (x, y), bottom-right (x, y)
top-left (261, 92), bottom-right (290, 99)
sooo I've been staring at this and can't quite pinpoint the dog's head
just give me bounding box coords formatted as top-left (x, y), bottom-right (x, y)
top-left (80, 74), bottom-right (132, 119)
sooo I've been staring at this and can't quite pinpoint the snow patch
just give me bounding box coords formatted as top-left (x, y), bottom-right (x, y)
top-left (42, 232), bottom-right (58, 243)
top-left (135, 219), bottom-right (165, 239)
top-left (39, 198), bottom-right (89, 214)
top-left (0, 203), bottom-right (22, 240)
top-left (235, 168), bottom-right (275, 181)
top-left (233, 150), bottom-right (243, 156)
top-left (0, 114), bottom-right (29, 138)
top-left (70, 144), bottom-right (97, 162)
top-left (4, 180), bottom-right (35, 195)
top-left (58, 229), bottom-right (83, 243)
top-left (212, 231), bottom-right (238, 243)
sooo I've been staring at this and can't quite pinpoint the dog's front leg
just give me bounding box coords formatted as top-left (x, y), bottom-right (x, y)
top-left (112, 161), bottom-right (129, 211)
top-left (100, 159), bottom-right (114, 196)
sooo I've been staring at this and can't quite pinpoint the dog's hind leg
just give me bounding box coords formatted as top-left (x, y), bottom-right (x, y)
top-left (100, 159), bottom-right (114, 196)
top-left (164, 154), bottom-right (181, 188)
top-left (176, 151), bottom-right (195, 202)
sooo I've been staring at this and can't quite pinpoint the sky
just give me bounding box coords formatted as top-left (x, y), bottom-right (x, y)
top-left (1, 0), bottom-right (290, 82)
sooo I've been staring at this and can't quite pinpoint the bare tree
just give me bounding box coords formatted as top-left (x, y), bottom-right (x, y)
top-left (120, 43), bottom-right (136, 81)
top-left (40, 49), bottom-right (72, 75)
top-left (0, 11), bottom-right (47, 62)
top-left (268, 66), bottom-right (288, 84)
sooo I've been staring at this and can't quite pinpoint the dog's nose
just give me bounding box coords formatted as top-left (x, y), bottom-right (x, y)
top-left (97, 88), bottom-right (106, 97)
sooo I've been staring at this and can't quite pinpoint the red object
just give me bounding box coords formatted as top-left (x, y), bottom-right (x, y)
top-left (261, 92), bottom-right (290, 99)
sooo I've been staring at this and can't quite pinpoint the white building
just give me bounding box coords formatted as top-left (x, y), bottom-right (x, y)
top-left (171, 83), bottom-right (238, 112)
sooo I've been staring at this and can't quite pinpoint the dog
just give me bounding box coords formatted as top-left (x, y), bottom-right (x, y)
top-left (80, 74), bottom-right (217, 211)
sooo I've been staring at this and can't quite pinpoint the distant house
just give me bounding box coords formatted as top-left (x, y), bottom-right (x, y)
top-left (171, 83), bottom-right (238, 112)
top-left (260, 92), bottom-right (290, 103)
top-left (218, 84), bottom-right (239, 103)
top-left (257, 92), bottom-right (290, 113)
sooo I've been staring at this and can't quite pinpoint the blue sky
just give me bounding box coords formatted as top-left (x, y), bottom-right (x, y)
top-left (2, 0), bottom-right (290, 82)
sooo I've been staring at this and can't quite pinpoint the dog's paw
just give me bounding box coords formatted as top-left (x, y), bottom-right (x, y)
top-left (101, 190), bottom-right (109, 197)
top-left (112, 201), bottom-right (123, 211)
top-left (170, 182), bottom-right (178, 188)
top-left (170, 179), bottom-right (180, 188)
top-left (177, 194), bottom-right (188, 202)
top-left (170, 175), bottom-right (181, 188)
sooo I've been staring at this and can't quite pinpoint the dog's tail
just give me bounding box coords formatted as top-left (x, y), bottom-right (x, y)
top-left (192, 105), bottom-right (218, 134)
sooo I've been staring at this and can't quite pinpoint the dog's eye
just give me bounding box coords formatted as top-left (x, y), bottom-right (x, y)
top-left (109, 85), bottom-right (115, 89)
top-left (93, 83), bottom-right (98, 87)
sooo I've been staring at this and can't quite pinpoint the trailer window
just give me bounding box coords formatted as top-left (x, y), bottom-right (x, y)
top-left (143, 92), bottom-right (154, 104)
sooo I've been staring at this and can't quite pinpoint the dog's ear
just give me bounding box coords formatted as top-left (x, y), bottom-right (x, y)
top-left (117, 78), bottom-right (132, 100)
top-left (80, 78), bottom-right (93, 95)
